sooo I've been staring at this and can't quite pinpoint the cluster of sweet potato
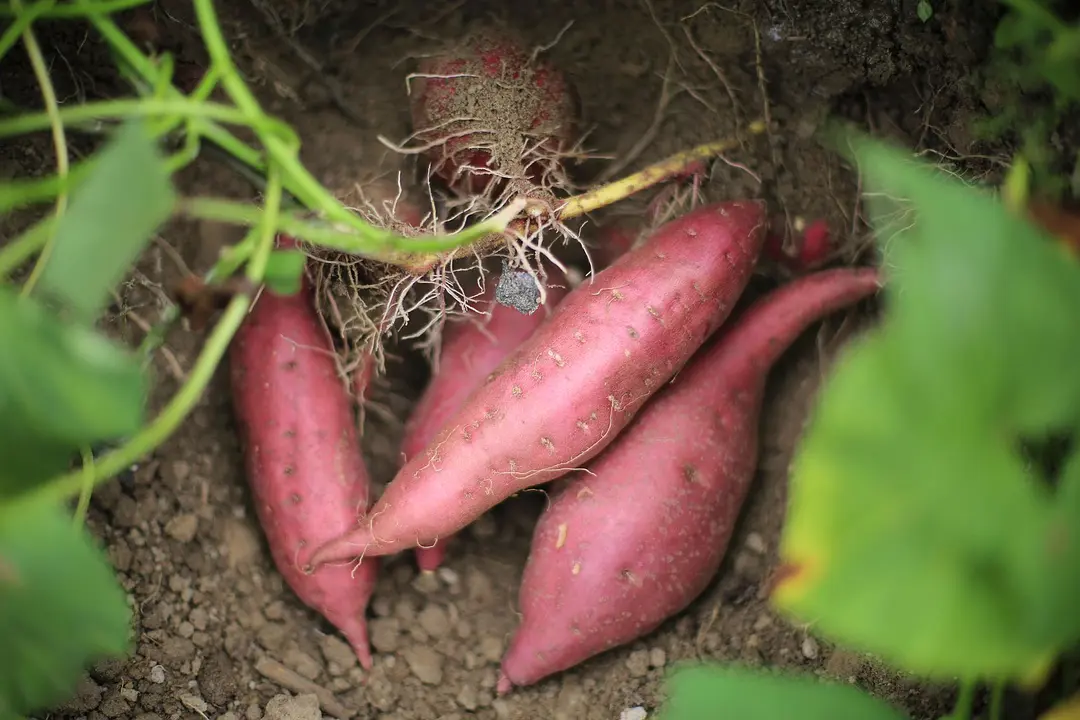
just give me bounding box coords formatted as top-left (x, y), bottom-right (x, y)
top-left (227, 25), bottom-right (879, 691)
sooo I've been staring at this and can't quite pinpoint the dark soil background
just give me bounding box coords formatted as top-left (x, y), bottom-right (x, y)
top-left (0, 0), bottom-right (1035, 718)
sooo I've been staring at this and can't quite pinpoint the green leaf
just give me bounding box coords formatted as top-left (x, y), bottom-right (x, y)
top-left (0, 287), bottom-right (147, 495)
top-left (262, 248), bottom-right (306, 296)
top-left (916, 0), bottom-right (932, 23)
top-left (774, 132), bottom-right (1080, 683)
top-left (0, 497), bottom-right (131, 718)
top-left (37, 119), bottom-right (175, 324)
top-left (654, 664), bottom-right (910, 720)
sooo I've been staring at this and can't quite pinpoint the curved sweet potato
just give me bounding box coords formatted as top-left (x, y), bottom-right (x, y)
top-left (409, 269), bottom-right (571, 571)
top-left (497, 267), bottom-right (881, 691)
top-left (229, 236), bottom-right (379, 668)
top-left (306, 199), bottom-right (767, 569)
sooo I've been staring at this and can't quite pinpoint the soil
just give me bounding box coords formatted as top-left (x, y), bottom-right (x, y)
top-left (0, 0), bottom-right (1039, 718)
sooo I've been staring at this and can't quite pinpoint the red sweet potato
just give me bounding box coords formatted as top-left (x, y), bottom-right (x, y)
top-left (496, 267), bottom-right (881, 691)
top-left (229, 236), bottom-right (378, 669)
top-left (409, 269), bottom-right (571, 572)
top-left (305, 199), bottom-right (768, 569)
top-left (409, 25), bottom-right (577, 198)
top-left (764, 218), bottom-right (833, 272)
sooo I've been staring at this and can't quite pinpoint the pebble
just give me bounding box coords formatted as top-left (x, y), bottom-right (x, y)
top-left (625, 649), bottom-right (651, 678)
top-left (189, 606), bottom-right (209, 631)
top-left (465, 568), bottom-right (494, 604)
top-left (178, 692), bottom-right (208, 714)
top-left (478, 635), bottom-right (503, 663)
top-left (555, 683), bottom-right (587, 720)
top-left (149, 665), bottom-right (166, 684)
top-left (418, 604), bottom-right (451, 637)
top-left (265, 600), bottom-right (287, 621)
top-left (649, 648), bottom-right (667, 668)
top-left (492, 699), bottom-right (512, 719)
top-left (744, 532), bottom-right (767, 554)
top-left (246, 702), bottom-right (264, 720)
top-left (283, 647), bottom-right (322, 681)
top-left (165, 513), bottom-right (199, 543)
top-left (264, 693), bottom-right (321, 720)
top-left (394, 599), bottom-right (417, 623)
top-left (369, 617), bottom-right (401, 653)
top-left (221, 518), bottom-right (262, 567)
top-left (801, 636), bottom-right (820, 660)
top-left (412, 571), bottom-right (440, 594)
top-left (620, 707), bottom-right (648, 720)
top-left (456, 685), bottom-right (479, 711)
top-left (319, 634), bottom-right (358, 672)
top-left (403, 645), bottom-right (444, 685)
top-left (257, 623), bottom-right (289, 651)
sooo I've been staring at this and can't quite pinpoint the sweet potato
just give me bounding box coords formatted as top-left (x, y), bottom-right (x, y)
top-left (409, 24), bottom-right (577, 198)
top-left (229, 236), bottom-right (378, 668)
top-left (305, 199), bottom-right (768, 569)
top-left (496, 267), bottom-right (881, 691)
top-left (408, 268), bottom-right (571, 572)
top-left (765, 218), bottom-right (833, 272)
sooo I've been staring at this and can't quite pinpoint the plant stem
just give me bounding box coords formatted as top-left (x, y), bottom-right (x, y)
top-left (0, 97), bottom-right (262, 137)
top-left (0, 0), bottom-right (152, 17)
top-left (0, 0), bottom-right (54, 62)
top-left (987, 681), bottom-right (1004, 720)
top-left (0, 216), bottom-right (55, 279)
top-left (14, 0), bottom-right (71, 296)
top-left (949, 679), bottom-right (977, 720)
top-left (72, 446), bottom-right (93, 527)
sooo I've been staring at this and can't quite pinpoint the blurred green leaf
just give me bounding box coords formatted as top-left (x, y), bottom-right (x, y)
top-left (262, 248), bottom-right (306, 296)
top-left (0, 497), bottom-right (131, 718)
top-left (916, 0), bottom-right (932, 23)
top-left (774, 132), bottom-right (1080, 683)
top-left (37, 119), bottom-right (174, 324)
top-left (0, 286), bottom-right (146, 495)
top-left (654, 664), bottom-right (909, 720)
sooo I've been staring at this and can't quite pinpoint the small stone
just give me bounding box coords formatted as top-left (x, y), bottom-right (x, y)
top-left (456, 684), bottom-right (479, 711)
top-left (465, 568), bottom-right (494, 604)
top-left (177, 620), bottom-right (195, 638)
top-left (165, 513), bottom-right (199, 543)
top-left (403, 645), bottom-right (444, 685)
top-left (625, 649), bottom-right (650, 678)
top-left (495, 263), bottom-right (542, 314)
top-left (264, 693), bottom-right (321, 720)
top-left (283, 647), bottom-right (322, 681)
top-left (437, 567), bottom-right (460, 586)
top-left (744, 532), bottom-right (767, 554)
top-left (257, 622), bottom-right (289, 651)
top-left (418, 605), bottom-right (451, 638)
top-left (222, 518), bottom-right (261, 567)
top-left (620, 707), bottom-right (648, 720)
top-left (801, 636), bottom-right (820, 660)
top-left (649, 648), bottom-right (666, 668)
top-left (198, 651), bottom-right (238, 706)
top-left (492, 699), bottom-right (512, 719)
top-left (412, 571), bottom-right (440, 594)
top-left (219, 713), bottom-right (240, 720)
top-left (119, 687), bottom-right (139, 703)
top-left (178, 692), bottom-right (208, 714)
top-left (369, 617), bottom-right (401, 653)
top-left (393, 599), bottom-right (416, 623)
top-left (555, 682), bottom-right (586, 720)
top-left (189, 607), bottom-right (209, 631)
top-left (246, 703), bottom-right (264, 720)
top-left (99, 691), bottom-right (131, 718)
top-left (319, 634), bottom-right (358, 672)
top-left (264, 600), bottom-right (287, 621)
top-left (371, 595), bottom-right (393, 617)
top-left (478, 635), bottom-right (503, 663)
top-left (149, 665), bottom-right (166, 684)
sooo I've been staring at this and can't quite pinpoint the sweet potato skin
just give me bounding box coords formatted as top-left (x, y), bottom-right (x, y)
top-left (307, 199), bottom-right (767, 568)
top-left (497, 267), bottom-right (881, 691)
top-left (409, 272), bottom-right (570, 571)
top-left (229, 240), bottom-right (378, 669)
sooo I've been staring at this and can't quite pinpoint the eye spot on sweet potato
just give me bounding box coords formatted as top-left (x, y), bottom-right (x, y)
top-left (646, 305), bottom-right (664, 325)
top-left (540, 436), bottom-right (556, 453)
top-left (283, 465), bottom-right (295, 476)
top-left (683, 464), bottom-right (701, 484)
top-left (532, 369), bottom-right (543, 381)
top-left (573, 330), bottom-right (586, 344)
top-left (512, 385), bottom-right (523, 397)
top-left (556, 523), bottom-right (568, 549)
top-left (547, 348), bottom-right (566, 367)
top-left (626, 326), bottom-right (639, 339)
top-left (572, 561), bottom-right (582, 575)
top-left (283, 428), bottom-right (296, 439)
top-left (289, 493), bottom-right (301, 505)
top-left (282, 359), bottom-right (298, 372)
top-left (575, 419), bottom-right (590, 432)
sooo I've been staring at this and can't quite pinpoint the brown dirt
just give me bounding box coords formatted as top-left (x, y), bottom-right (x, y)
top-left (0, 0), bottom-right (1034, 718)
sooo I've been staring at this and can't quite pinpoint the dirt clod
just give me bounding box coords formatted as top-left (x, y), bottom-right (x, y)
top-left (404, 645), bottom-right (445, 685)
top-left (264, 693), bottom-right (321, 720)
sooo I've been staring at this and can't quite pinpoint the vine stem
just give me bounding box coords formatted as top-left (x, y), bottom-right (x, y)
top-left (13, 0), bottom-right (70, 296)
